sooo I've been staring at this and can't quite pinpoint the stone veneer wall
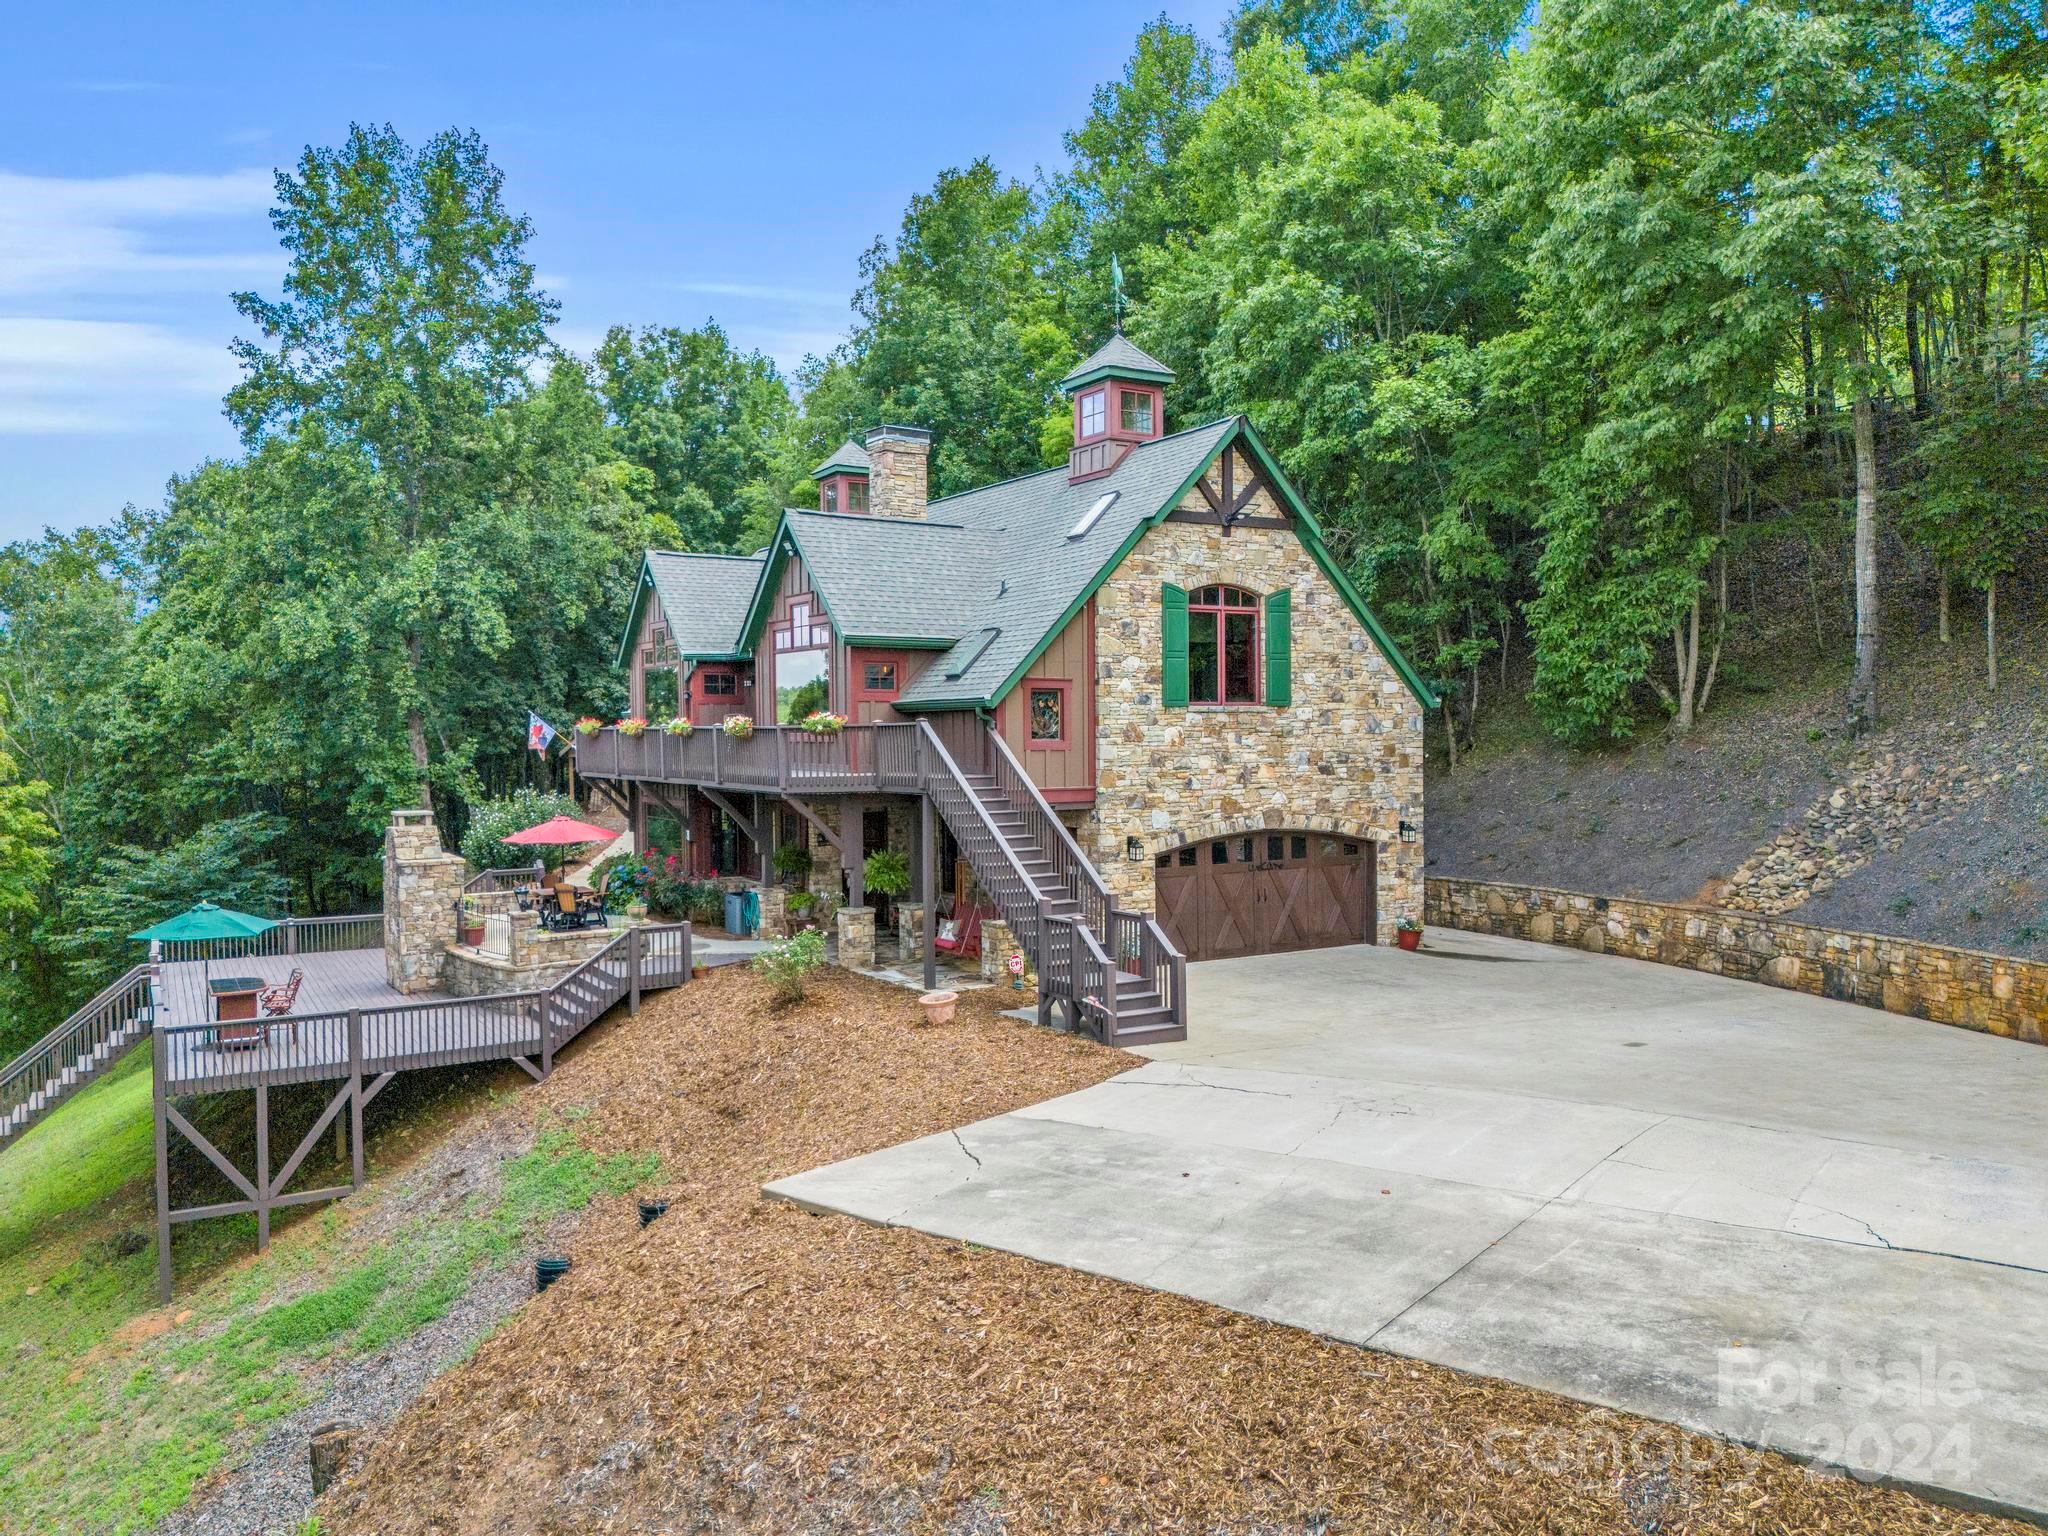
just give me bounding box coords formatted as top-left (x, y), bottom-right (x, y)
top-left (1085, 447), bottom-right (1426, 943)
top-left (383, 809), bottom-right (466, 994)
top-left (1426, 877), bottom-right (2046, 1046)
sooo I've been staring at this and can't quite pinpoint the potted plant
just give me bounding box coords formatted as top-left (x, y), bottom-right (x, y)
top-left (459, 896), bottom-right (487, 948)
top-left (799, 710), bottom-right (847, 735)
top-left (722, 714), bottom-right (754, 740)
top-left (918, 989), bottom-right (959, 1026)
top-left (574, 716), bottom-right (603, 737)
top-left (616, 715), bottom-right (648, 738)
top-left (773, 842), bottom-right (814, 887)
top-left (662, 716), bottom-right (693, 737)
top-left (1396, 916), bottom-right (1424, 952)
top-left (786, 890), bottom-right (816, 929)
top-left (862, 847), bottom-right (910, 927)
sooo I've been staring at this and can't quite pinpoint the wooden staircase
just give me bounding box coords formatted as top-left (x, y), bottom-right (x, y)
top-left (917, 720), bottom-right (1186, 1047)
top-left (1, 965), bottom-right (157, 1148)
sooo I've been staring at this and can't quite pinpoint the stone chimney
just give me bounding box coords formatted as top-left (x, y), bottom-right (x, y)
top-left (863, 424), bottom-right (930, 520)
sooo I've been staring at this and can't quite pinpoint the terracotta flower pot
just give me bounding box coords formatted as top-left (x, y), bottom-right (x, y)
top-left (1396, 928), bottom-right (1423, 951)
top-left (462, 924), bottom-right (485, 947)
top-left (918, 990), bottom-right (958, 1026)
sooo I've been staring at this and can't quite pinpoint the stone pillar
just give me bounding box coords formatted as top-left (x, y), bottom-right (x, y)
top-left (981, 918), bottom-right (1017, 983)
top-left (807, 802), bottom-right (844, 905)
top-left (895, 902), bottom-right (924, 958)
top-left (835, 906), bottom-right (876, 970)
top-left (383, 810), bottom-right (466, 994)
top-left (863, 424), bottom-right (931, 521)
top-left (502, 908), bottom-right (541, 969)
top-left (756, 885), bottom-right (788, 941)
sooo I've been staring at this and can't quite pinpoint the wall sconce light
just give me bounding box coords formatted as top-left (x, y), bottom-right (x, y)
top-left (1398, 819), bottom-right (1418, 844)
top-left (1126, 836), bottom-right (1145, 861)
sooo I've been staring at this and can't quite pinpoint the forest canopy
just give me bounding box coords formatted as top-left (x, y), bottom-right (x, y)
top-left (1, 0), bottom-right (2043, 1053)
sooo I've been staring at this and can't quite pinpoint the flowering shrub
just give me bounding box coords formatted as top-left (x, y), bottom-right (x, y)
top-left (799, 711), bottom-right (847, 734)
top-left (616, 716), bottom-right (648, 737)
top-left (721, 715), bottom-right (755, 739)
top-left (574, 717), bottom-right (603, 736)
top-left (662, 716), bottom-right (693, 736)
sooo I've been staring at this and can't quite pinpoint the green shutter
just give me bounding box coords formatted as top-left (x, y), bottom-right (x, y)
top-left (1265, 588), bottom-right (1292, 707)
top-left (1161, 583), bottom-right (1189, 708)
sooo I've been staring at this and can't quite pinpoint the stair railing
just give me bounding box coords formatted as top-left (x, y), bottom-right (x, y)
top-left (983, 727), bottom-right (1114, 937)
top-left (0, 963), bottom-right (156, 1137)
top-left (914, 722), bottom-right (1059, 986)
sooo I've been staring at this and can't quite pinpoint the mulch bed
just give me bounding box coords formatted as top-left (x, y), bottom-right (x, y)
top-left (315, 968), bottom-right (2022, 1535)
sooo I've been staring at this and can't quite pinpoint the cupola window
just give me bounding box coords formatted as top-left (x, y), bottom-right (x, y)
top-left (1120, 390), bottom-right (1154, 434)
top-left (1079, 389), bottom-right (1106, 439)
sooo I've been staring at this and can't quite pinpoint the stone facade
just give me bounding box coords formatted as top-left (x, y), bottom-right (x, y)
top-left (443, 912), bottom-right (620, 998)
top-left (383, 809), bottom-right (466, 994)
top-left (1084, 447), bottom-right (1426, 942)
top-left (756, 885), bottom-right (789, 942)
top-left (1427, 877), bottom-right (2047, 1046)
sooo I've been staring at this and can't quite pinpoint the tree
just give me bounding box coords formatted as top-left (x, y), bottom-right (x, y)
top-left (594, 322), bottom-right (795, 552)
top-left (228, 124), bottom-right (558, 812)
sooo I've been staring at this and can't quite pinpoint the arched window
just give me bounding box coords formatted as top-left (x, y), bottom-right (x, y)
top-left (1188, 585), bottom-right (1260, 704)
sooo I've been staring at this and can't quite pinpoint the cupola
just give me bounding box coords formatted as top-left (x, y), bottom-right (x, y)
top-left (811, 438), bottom-right (871, 515)
top-left (1058, 333), bottom-right (1173, 483)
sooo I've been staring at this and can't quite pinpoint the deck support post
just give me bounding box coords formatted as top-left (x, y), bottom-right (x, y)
top-left (538, 992), bottom-right (553, 1077)
top-left (629, 928), bottom-right (642, 1016)
top-left (347, 1010), bottom-right (365, 1190)
top-left (254, 1084), bottom-right (271, 1252)
top-left (843, 797), bottom-right (865, 911)
top-left (628, 782), bottom-right (646, 861)
top-left (1035, 898), bottom-right (1053, 1030)
top-left (153, 1028), bottom-right (172, 1303)
top-left (920, 794), bottom-right (937, 992)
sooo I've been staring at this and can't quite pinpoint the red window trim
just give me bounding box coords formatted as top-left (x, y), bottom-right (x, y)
top-left (1118, 386), bottom-right (1158, 435)
top-left (860, 659), bottom-right (899, 696)
top-left (1023, 677), bottom-right (1072, 749)
top-left (1187, 584), bottom-right (1261, 706)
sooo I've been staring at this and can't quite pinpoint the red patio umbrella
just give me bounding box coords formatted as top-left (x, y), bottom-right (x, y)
top-left (503, 815), bottom-right (619, 877)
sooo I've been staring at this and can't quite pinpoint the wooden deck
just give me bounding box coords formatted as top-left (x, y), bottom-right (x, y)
top-left (155, 948), bottom-right (541, 1096)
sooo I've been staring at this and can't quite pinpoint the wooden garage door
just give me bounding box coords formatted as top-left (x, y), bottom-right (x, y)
top-left (1154, 832), bottom-right (1375, 962)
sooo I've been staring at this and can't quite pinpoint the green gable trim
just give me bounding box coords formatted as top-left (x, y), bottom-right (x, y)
top-left (1229, 420), bottom-right (1438, 710)
top-left (810, 457), bottom-right (868, 480)
top-left (734, 517), bottom-right (849, 655)
top-left (1058, 363), bottom-right (1174, 395)
top-left (842, 634), bottom-right (958, 649)
top-left (613, 558), bottom-right (659, 670)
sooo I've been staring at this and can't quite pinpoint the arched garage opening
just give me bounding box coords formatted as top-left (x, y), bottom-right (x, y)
top-left (1154, 831), bottom-right (1376, 962)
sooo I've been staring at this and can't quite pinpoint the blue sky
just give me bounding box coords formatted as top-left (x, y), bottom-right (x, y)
top-left (0, 0), bottom-right (1232, 541)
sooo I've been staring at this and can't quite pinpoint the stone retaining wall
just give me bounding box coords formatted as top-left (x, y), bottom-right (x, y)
top-left (1425, 877), bottom-right (2045, 1046)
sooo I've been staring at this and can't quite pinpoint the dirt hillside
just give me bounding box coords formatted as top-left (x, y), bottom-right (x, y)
top-left (1430, 605), bottom-right (2048, 962)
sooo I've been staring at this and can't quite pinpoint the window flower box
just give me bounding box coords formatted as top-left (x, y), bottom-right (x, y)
top-left (799, 711), bottom-right (847, 735)
top-left (574, 716), bottom-right (603, 737)
top-left (616, 716), bottom-right (648, 738)
top-left (722, 715), bottom-right (755, 740)
top-left (662, 717), bottom-right (693, 737)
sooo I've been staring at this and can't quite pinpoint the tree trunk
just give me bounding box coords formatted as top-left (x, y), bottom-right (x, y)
top-left (1937, 564), bottom-right (1949, 644)
top-left (1986, 576), bottom-right (1998, 692)
top-left (405, 630), bottom-right (434, 816)
top-left (1905, 280), bottom-right (1929, 419)
top-left (1672, 592), bottom-right (1701, 733)
top-left (1846, 330), bottom-right (1880, 734)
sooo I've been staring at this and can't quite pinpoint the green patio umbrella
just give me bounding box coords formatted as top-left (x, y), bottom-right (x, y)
top-left (131, 903), bottom-right (280, 984)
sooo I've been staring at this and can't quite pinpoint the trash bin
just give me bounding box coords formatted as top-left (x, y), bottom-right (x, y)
top-left (740, 889), bottom-right (761, 936)
top-left (724, 890), bottom-right (745, 936)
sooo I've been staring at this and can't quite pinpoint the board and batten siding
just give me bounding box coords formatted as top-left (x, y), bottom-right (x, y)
top-left (993, 599), bottom-right (1095, 803)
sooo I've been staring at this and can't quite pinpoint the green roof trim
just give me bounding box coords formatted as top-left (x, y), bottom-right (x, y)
top-left (895, 417), bottom-right (1438, 714)
top-left (810, 437), bottom-right (871, 480)
top-left (1058, 363), bottom-right (1173, 393)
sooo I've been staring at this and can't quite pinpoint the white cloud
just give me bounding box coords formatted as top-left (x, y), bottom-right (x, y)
top-left (0, 167), bottom-right (277, 299)
top-left (663, 278), bottom-right (847, 309)
top-left (0, 318), bottom-right (237, 435)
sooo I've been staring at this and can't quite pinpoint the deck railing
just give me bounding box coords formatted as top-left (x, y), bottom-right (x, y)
top-left (576, 722), bottom-right (924, 793)
top-left (151, 913), bottom-right (385, 965)
top-left (915, 722), bottom-right (1052, 964)
top-left (157, 923), bottom-right (693, 1096)
top-left (463, 864), bottom-right (544, 897)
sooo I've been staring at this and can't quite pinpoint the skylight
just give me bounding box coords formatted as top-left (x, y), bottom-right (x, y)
top-left (1068, 490), bottom-right (1118, 539)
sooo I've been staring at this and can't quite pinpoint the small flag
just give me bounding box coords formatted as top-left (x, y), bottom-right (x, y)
top-left (527, 712), bottom-right (558, 754)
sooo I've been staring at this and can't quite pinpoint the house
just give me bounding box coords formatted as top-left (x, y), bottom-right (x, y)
top-left (587, 335), bottom-right (1434, 1043)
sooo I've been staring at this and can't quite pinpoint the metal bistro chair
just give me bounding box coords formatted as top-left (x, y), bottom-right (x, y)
top-left (257, 967), bottom-right (305, 1042)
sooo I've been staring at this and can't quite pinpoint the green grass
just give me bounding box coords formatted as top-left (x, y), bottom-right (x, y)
top-left (0, 1073), bottom-right (658, 1536)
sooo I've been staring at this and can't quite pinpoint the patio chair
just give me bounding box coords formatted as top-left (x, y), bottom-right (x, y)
top-left (935, 904), bottom-right (985, 962)
top-left (258, 968), bottom-right (304, 1016)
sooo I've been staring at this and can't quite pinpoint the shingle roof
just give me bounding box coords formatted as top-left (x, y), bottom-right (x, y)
top-left (811, 438), bottom-right (870, 479)
top-left (1057, 332), bottom-right (1175, 393)
top-left (894, 418), bottom-right (1234, 708)
top-left (644, 551), bottom-right (763, 657)
top-left (776, 511), bottom-right (985, 643)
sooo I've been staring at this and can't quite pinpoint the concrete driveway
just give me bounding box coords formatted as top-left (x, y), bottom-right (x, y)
top-left (768, 930), bottom-right (2048, 1519)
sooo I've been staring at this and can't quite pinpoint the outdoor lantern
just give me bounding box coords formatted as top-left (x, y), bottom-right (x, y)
top-left (1126, 836), bottom-right (1145, 861)
top-left (1399, 819), bottom-right (1418, 844)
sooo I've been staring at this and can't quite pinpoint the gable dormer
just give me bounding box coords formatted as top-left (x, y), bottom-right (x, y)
top-left (811, 438), bottom-right (871, 515)
top-left (1059, 333), bottom-right (1173, 483)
